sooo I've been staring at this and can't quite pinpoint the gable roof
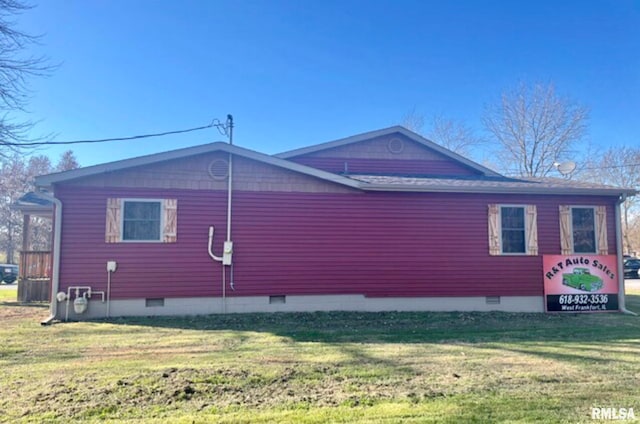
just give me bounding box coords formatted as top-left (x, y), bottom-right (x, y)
top-left (34, 128), bottom-right (636, 198)
top-left (276, 125), bottom-right (503, 178)
top-left (35, 142), bottom-right (362, 190)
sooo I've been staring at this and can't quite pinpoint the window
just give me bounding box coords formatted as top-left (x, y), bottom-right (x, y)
top-left (123, 200), bottom-right (161, 241)
top-left (500, 206), bottom-right (526, 253)
top-left (105, 198), bottom-right (177, 243)
top-left (559, 205), bottom-right (608, 255)
top-left (488, 204), bottom-right (538, 256)
top-left (571, 207), bottom-right (596, 253)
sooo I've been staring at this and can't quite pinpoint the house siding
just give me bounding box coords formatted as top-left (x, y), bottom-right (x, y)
top-left (54, 184), bottom-right (618, 302)
top-left (288, 157), bottom-right (478, 176)
top-left (286, 133), bottom-right (481, 176)
top-left (64, 152), bottom-right (356, 193)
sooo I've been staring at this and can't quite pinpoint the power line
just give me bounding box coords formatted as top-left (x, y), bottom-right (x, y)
top-left (581, 162), bottom-right (640, 171)
top-left (502, 162), bottom-right (640, 176)
top-left (0, 118), bottom-right (224, 146)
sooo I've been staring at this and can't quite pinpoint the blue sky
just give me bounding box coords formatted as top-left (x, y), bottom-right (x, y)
top-left (15, 0), bottom-right (640, 167)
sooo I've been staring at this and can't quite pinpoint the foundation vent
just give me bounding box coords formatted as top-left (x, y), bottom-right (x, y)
top-left (269, 295), bottom-right (286, 304)
top-left (486, 296), bottom-right (501, 305)
top-left (145, 298), bottom-right (165, 307)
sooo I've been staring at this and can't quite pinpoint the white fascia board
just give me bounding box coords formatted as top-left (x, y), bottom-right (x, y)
top-left (361, 184), bottom-right (636, 197)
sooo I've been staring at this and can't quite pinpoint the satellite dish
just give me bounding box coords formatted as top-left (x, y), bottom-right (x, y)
top-left (554, 161), bottom-right (577, 176)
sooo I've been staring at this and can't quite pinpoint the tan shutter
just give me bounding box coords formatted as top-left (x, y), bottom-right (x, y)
top-left (596, 205), bottom-right (608, 255)
top-left (559, 205), bottom-right (572, 255)
top-left (525, 205), bottom-right (538, 255)
top-left (105, 198), bottom-right (121, 243)
top-left (488, 204), bottom-right (500, 255)
top-left (163, 199), bottom-right (178, 243)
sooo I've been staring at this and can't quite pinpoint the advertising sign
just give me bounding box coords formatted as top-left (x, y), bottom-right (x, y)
top-left (543, 255), bottom-right (619, 312)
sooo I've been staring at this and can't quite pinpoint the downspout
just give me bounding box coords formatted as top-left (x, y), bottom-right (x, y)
top-left (36, 190), bottom-right (62, 325)
top-left (616, 194), bottom-right (637, 316)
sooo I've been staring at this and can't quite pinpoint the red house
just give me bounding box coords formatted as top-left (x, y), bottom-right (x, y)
top-left (33, 126), bottom-right (635, 322)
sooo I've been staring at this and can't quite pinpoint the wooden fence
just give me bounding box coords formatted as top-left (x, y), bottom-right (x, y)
top-left (17, 279), bottom-right (50, 303)
top-left (19, 251), bottom-right (51, 280)
top-left (18, 251), bottom-right (52, 302)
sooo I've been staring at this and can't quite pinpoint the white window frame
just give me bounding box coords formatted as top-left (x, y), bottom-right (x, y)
top-left (569, 206), bottom-right (598, 254)
top-left (499, 205), bottom-right (528, 255)
top-left (120, 198), bottom-right (165, 243)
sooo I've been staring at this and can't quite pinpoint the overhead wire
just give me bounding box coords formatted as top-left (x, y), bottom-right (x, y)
top-left (0, 118), bottom-right (226, 146)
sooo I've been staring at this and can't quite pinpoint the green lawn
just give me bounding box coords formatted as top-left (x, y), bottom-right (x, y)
top-left (1, 288), bottom-right (639, 423)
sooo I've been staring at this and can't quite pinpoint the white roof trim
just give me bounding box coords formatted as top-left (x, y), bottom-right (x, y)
top-left (362, 183), bottom-right (634, 196)
top-left (35, 142), bottom-right (363, 190)
top-left (276, 125), bottom-right (503, 177)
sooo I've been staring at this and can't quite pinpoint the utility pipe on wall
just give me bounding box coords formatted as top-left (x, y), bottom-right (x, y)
top-left (36, 191), bottom-right (63, 325)
top-left (226, 115), bottom-right (235, 292)
top-left (207, 115), bottom-right (236, 314)
top-left (207, 225), bottom-right (226, 313)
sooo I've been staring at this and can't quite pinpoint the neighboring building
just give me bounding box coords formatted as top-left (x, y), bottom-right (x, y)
top-left (31, 126), bottom-right (636, 321)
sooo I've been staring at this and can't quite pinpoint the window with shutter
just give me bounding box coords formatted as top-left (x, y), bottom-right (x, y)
top-left (526, 205), bottom-right (538, 256)
top-left (105, 198), bottom-right (178, 243)
top-left (559, 205), bottom-right (572, 255)
top-left (596, 206), bottom-right (608, 255)
top-left (488, 204), bottom-right (500, 255)
top-left (105, 198), bottom-right (122, 243)
top-left (163, 199), bottom-right (178, 243)
top-left (488, 204), bottom-right (538, 256)
top-left (560, 205), bottom-right (606, 254)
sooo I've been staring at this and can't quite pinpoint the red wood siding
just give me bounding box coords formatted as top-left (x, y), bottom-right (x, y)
top-left (289, 157), bottom-right (479, 176)
top-left (54, 185), bottom-right (619, 300)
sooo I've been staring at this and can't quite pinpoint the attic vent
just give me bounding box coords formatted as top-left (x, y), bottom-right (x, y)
top-left (208, 159), bottom-right (229, 180)
top-left (387, 137), bottom-right (404, 154)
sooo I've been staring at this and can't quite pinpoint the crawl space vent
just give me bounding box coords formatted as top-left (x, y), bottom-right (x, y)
top-left (269, 295), bottom-right (286, 304)
top-left (145, 298), bottom-right (165, 307)
top-left (208, 159), bottom-right (229, 180)
top-left (485, 296), bottom-right (501, 305)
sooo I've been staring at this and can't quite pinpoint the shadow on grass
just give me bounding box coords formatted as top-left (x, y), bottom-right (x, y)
top-left (0, 301), bottom-right (48, 309)
top-left (101, 295), bottom-right (640, 346)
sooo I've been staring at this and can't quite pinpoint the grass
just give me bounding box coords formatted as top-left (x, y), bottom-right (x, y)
top-left (1, 287), bottom-right (639, 423)
top-left (0, 284), bottom-right (17, 301)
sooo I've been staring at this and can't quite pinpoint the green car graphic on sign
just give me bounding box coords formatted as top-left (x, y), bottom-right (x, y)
top-left (562, 268), bottom-right (603, 292)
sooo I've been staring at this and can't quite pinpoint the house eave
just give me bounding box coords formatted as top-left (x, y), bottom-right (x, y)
top-left (35, 142), bottom-right (363, 191)
top-left (360, 184), bottom-right (636, 197)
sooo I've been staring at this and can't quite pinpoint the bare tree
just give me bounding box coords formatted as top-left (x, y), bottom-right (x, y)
top-left (482, 82), bottom-right (589, 177)
top-left (0, 151), bottom-right (78, 262)
top-left (400, 109), bottom-right (483, 157)
top-left (55, 150), bottom-right (79, 171)
top-left (0, 0), bottom-right (50, 156)
top-left (400, 107), bottom-right (426, 134)
top-left (426, 115), bottom-right (483, 157)
top-left (584, 146), bottom-right (640, 254)
top-left (628, 215), bottom-right (640, 257)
